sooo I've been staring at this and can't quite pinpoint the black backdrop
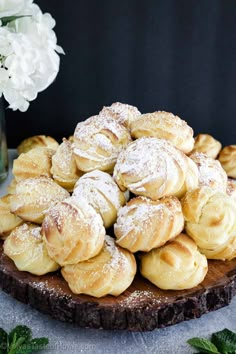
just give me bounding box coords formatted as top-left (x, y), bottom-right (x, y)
top-left (6, 0), bottom-right (236, 147)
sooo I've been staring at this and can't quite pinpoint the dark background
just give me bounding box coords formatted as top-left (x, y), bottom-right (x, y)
top-left (5, 0), bottom-right (236, 147)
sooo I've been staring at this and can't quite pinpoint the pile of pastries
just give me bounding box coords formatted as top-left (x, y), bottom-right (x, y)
top-left (1, 102), bottom-right (236, 298)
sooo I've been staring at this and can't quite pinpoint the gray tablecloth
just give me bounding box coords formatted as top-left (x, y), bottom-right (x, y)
top-left (0, 150), bottom-right (235, 354)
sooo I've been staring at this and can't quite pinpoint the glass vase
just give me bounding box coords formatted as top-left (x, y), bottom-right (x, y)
top-left (0, 97), bottom-right (8, 183)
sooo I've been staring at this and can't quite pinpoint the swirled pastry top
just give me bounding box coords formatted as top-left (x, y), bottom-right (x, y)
top-left (61, 235), bottom-right (136, 297)
top-left (174, 156), bottom-right (199, 199)
top-left (227, 178), bottom-right (236, 202)
top-left (17, 135), bottom-right (59, 154)
top-left (4, 223), bottom-right (59, 275)
top-left (0, 194), bottom-right (23, 238)
top-left (218, 145), bottom-right (236, 178)
top-left (113, 137), bottom-right (189, 200)
top-left (100, 102), bottom-right (141, 129)
top-left (114, 196), bottom-right (184, 252)
top-left (140, 233), bottom-right (208, 290)
top-left (199, 234), bottom-right (236, 261)
top-left (73, 114), bottom-right (132, 173)
top-left (181, 186), bottom-right (236, 253)
top-left (13, 147), bottom-right (55, 182)
top-left (73, 170), bottom-right (126, 228)
top-left (190, 152), bottom-right (227, 193)
top-left (42, 197), bottom-right (105, 266)
top-left (130, 111), bottom-right (194, 153)
top-left (7, 178), bottom-right (17, 195)
top-left (191, 134), bottom-right (222, 159)
top-left (10, 176), bottom-right (69, 224)
top-left (51, 138), bottom-right (83, 191)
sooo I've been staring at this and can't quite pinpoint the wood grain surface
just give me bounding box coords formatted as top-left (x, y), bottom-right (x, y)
top-left (0, 241), bottom-right (236, 331)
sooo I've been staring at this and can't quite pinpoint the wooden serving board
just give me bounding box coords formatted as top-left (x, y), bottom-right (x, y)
top-left (0, 240), bottom-right (236, 331)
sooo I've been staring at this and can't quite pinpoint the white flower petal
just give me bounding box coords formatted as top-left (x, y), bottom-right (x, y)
top-left (0, 0), bottom-right (32, 18)
top-left (56, 45), bottom-right (65, 55)
top-left (1, 1), bottom-right (63, 111)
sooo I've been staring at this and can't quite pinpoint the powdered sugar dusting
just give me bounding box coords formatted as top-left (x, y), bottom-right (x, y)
top-left (100, 102), bottom-right (141, 128)
top-left (114, 196), bottom-right (183, 252)
top-left (115, 197), bottom-right (165, 242)
top-left (14, 177), bottom-right (69, 209)
top-left (30, 225), bottom-right (42, 240)
top-left (131, 111), bottom-right (194, 153)
top-left (51, 138), bottom-right (80, 182)
top-left (227, 178), bottom-right (236, 201)
top-left (113, 137), bottom-right (188, 198)
top-left (73, 170), bottom-right (125, 213)
top-left (30, 279), bottom-right (70, 298)
top-left (119, 290), bottom-right (168, 308)
top-left (104, 235), bottom-right (123, 272)
top-left (190, 152), bottom-right (227, 193)
top-left (9, 223), bottom-right (42, 243)
top-left (73, 115), bottom-right (131, 170)
top-left (44, 196), bottom-right (105, 237)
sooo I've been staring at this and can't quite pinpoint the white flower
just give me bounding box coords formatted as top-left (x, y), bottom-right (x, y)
top-left (0, 27), bottom-right (13, 56)
top-left (0, 67), bottom-right (9, 98)
top-left (0, 0), bottom-right (64, 112)
top-left (0, 0), bottom-right (33, 18)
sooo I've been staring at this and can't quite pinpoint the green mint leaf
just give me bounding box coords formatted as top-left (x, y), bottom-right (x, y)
top-left (8, 336), bottom-right (27, 354)
top-left (12, 338), bottom-right (49, 354)
top-left (211, 328), bottom-right (236, 354)
top-left (8, 333), bottom-right (17, 354)
top-left (0, 328), bottom-right (8, 354)
top-left (187, 337), bottom-right (219, 353)
top-left (27, 338), bottom-right (49, 352)
top-left (0, 15), bottom-right (31, 26)
top-left (9, 326), bottom-right (32, 346)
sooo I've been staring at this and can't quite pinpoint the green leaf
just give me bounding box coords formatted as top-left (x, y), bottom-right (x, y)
top-left (0, 325), bottom-right (49, 354)
top-left (211, 328), bottom-right (236, 354)
top-left (8, 337), bottom-right (27, 354)
top-left (8, 326), bottom-right (32, 346)
top-left (27, 338), bottom-right (49, 353)
top-left (0, 16), bottom-right (31, 26)
top-left (187, 337), bottom-right (220, 353)
top-left (0, 328), bottom-right (8, 354)
top-left (13, 338), bottom-right (49, 354)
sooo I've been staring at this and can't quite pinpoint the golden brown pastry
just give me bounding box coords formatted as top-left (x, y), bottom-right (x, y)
top-left (200, 235), bottom-right (236, 261)
top-left (13, 147), bottom-right (55, 182)
top-left (191, 134), bottom-right (222, 159)
top-left (130, 111), bottom-right (194, 154)
top-left (73, 170), bottom-right (127, 228)
top-left (4, 223), bottom-right (59, 275)
top-left (0, 195), bottom-right (23, 238)
top-left (113, 137), bottom-right (190, 200)
top-left (61, 235), bottom-right (136, 297)
top-left (100, 102), bottom-right (141, 129)
top-left (51, 138), bottom-right (83, 192)
top-left (73, 114), bottom-right (132, 173)
top-left (140, 233), bottom-right (208, 290)
top-left (182, 186), bottom-right (236, 260)
top-left (114, 196), bottom-right (184, 252)
top-left (10, 176), bottom-right (69, 224)
top-left (42, 197), bottom-right (105, 266)
top-left (17, 135), bottom-right (59, 154)
top-left (227, 178), bottom-right (236, 202)
top-left (7, 178), bottom-right (17, 194)
top-left (174, 156), bottom-right (199, 198)
top-left (219, 145), bottom-right (236, 178)
top-left (190, 152), bottom-right (227, 193)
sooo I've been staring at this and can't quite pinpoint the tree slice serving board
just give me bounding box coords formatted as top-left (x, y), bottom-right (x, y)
top-left (0, 240), bottom-right (236, 331)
